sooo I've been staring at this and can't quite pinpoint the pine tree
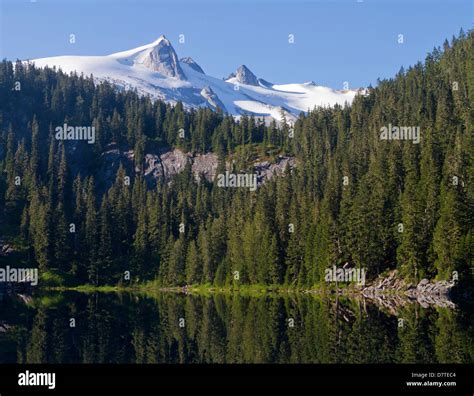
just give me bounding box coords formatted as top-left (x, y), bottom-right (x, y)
top-left (84, 177), bottom-right (98, 284)
top-left (98, 196), bottom-right (114, 284)
top-left (185, 240), bottom-right (200, 285)
top-left (133, 204), bottom-right (149, 278)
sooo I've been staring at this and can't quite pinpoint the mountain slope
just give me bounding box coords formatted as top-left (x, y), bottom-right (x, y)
top-left (29, 35), bottom-right (359, 122)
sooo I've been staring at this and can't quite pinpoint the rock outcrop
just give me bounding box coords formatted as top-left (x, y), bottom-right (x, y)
top-left (0, 322), bottom-right (12, 333)
top-left (142, 149), bottom-right (219, 183)
top-left (200, 86), bottom-right (227, 111)
top-left (98, 144), bottom-right (295, 189)
top-left (254, 156), bottom-right (295, 186)
top-left (359, 270), bottom-right (456, 309)
top-left (180, 56), bottom-right (205, 74)
top-left (0, 240), bottom-right (14, 257)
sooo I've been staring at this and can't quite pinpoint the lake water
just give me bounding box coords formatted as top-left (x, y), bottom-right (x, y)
top-left (0, 291), bottom-right (472, 364)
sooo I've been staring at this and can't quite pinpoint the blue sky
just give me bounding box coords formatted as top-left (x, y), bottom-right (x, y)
top-left (0, 0), bottom-right (472, 88)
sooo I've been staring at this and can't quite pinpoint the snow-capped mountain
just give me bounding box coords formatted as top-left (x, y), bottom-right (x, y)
top-left (226, 65), bottom-right (260, 86)
top-left (29, 35), bottom-right (359, 122)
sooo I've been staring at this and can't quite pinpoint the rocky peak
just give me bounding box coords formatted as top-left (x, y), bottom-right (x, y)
top-left (180, 56), bottom-right (205, 74)
top-left (98, 146), bottom-right (296, 190)
top-left (227, 65), bottom-right (259, 86)
top-left (136, 35), bottom-right (186, 80)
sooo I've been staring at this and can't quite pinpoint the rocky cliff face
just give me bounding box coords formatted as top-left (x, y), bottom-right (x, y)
top-left (254, 157), bottom-right (296, 186)
top-left (98, 144), bottom-right (296, 189)
top-left (142, 149), bottom-right (218, 183)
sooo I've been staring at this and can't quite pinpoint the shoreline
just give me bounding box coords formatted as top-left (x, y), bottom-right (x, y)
top-left (43, 275), bottom-right (456, 296)
top-left (38, 270), bottom-right (466, 310)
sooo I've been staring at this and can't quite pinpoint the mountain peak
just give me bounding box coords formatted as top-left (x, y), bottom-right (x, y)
top-left (226, 65), bottom-right (259, 86)
top-left (30, 37), bottom-right (358, 122)
top-left (150, 35), bottom-right (168, 45)
top-left (135, 35), bottom-right (186, 80)
top-left (180, 56), bottom-right (205, 74)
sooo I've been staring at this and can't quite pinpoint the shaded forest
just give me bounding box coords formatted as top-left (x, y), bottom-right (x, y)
top-left (0, 31), bottom-right (472, 288)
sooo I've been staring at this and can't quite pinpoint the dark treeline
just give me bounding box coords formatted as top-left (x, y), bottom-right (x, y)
top-left (0, 31), bottom-right (472, 287)
top-left (0, 293), bottom-right (472, 364)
